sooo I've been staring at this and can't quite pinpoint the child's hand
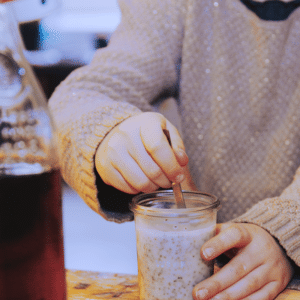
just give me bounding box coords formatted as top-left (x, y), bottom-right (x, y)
top-left (95, 112), bottom-right (188, 194)
top-left (193, 223), bottom-right (294, 300)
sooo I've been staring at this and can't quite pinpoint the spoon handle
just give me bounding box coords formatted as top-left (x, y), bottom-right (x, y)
top-left (163, 129), bottom-right (186, 209)
top-left (172, 182), bottom-right (186, 208)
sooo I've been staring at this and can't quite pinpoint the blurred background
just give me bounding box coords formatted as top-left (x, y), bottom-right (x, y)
top-left (17, 0), bottom-right (138, 275)
top-left (20, 0), bottom-right (121, 97)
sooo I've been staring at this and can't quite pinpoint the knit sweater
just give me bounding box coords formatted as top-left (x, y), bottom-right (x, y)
top-left (49, 0), bottom-right (300, 283)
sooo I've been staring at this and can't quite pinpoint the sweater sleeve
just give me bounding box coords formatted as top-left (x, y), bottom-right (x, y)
top-left (48, 0), bottom-right (185, 222)
top-left (233, 167), bottom-right (300, 270)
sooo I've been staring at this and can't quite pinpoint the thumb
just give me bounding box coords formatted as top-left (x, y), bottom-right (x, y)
top-left (164, 123), bottom-right (189, 166)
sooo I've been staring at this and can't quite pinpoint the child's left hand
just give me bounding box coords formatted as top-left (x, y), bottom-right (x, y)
top-left (193, 223), bottom-right (294, 300)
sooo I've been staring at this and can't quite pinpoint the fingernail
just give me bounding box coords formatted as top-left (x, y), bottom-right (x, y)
top-left (175, 174), bottom-right (185, 183)
top-left (177, 148), bottom-right (188, 159)
top-left (203, 247), bottom-right (214, 259)
top-left (196, 288), bottom-right (209, 299)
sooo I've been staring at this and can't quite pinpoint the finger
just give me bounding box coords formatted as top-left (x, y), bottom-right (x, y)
top-left (181, 165), bottom-right (198, 191)
top-left (201, 224), bottom-right (252, 260)
top-left (193, 248), bottom-right (261, 299)
top-left (140, 162), bottom-right (172, 189)
top-left (100, 166), bottom-right (139, 194)
top-left (204, 264), bottom-right (270, 300)
top-left (112, 154), bottom-right (160, 193)
top-left (165, 121), bottom-right (189, 166)
top-left (95, 146), bottom-right (139, 194)
top-left (140, 122), bottom-right (185, 183)
top-left (244, 281), bottom-right (281, 300)
top-left (128, 138), bottom-right (172, 189)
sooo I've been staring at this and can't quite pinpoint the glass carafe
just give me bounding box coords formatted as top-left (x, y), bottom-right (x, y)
top-left (0, 1), bottom-right (66, 299)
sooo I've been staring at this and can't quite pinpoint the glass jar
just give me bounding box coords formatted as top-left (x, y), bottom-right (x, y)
top-left (131, 190), bottom-right (220, 300)
top-left (0, 1), bottom-right (65, 299)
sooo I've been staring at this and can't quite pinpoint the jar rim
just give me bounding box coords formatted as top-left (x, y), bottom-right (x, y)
top-left (130, 190), bottom-right (220, 218)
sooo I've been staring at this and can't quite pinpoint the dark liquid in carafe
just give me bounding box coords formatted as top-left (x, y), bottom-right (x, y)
top-left (0, 169), bottom-right (66, 300)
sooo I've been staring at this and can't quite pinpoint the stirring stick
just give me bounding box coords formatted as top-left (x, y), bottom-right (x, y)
top-left (163, 129), bottom-right (186, 209)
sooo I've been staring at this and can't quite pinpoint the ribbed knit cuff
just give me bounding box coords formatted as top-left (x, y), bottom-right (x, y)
top-left (233, 197), bottom-right (300, 267)
top-left (74, 106), bottom-right (142, 221)
top-left (50, 89), bottom-right (142, 221)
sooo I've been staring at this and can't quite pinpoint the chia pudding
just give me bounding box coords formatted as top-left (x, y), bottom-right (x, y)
top-left (131, 191), bottom-right (219, 300)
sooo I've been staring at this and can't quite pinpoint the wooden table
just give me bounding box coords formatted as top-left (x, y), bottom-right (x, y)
top-left (67, 269), bottom-right (300, 299)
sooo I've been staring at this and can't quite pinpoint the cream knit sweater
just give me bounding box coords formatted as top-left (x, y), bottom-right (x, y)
top-left (49, 0), bottom-right (300, 279)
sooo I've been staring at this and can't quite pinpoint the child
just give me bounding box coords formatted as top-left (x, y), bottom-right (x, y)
top-left (49, 0), bottom-right (300, 298)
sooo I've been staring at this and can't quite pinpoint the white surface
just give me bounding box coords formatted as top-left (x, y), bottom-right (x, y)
top-left (11, 0), bottom-right (60, 23)
top-left (41, 0), bottom-right (121, 35)
top-left (61, 0), bottom-right (119, 11)
top-left (62, 183), bottom-right (138, 275)
top-left (37, 0), bottom-right (121, 65)
top-left (41, 9), bottom-right (121, 36)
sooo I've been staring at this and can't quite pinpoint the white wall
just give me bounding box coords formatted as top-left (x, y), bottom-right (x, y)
top-left (61, 0), bottom-right (119, 11)
top-left (37, 0), bottom-right (121, 65)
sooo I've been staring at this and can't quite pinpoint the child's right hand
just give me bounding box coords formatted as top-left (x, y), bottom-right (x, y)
top-left (95, 112), bottom-right (189, 194)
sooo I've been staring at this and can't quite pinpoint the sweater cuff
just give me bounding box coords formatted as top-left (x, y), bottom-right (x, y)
top-left (53, 93), bottom-right (142, 221)
top-left (76, 107), bottom-right (142, 222)
top-left (233, 197), bottom-right (300, 267)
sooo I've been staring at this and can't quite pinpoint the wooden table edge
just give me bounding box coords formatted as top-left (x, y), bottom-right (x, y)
top-left (66, 269), bottom-right (299, 299)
